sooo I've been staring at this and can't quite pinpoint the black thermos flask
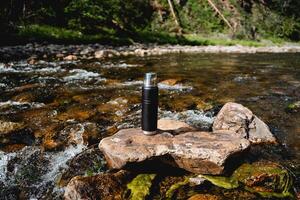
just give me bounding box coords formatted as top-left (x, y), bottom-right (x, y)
top-left (142, 72), bottom-right (158, 135)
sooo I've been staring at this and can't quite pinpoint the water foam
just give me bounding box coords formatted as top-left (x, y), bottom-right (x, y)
top-left (63, 69), bottom-right (104, 81)
top-left (0, 101), bottom-right (45, 109)
top-left (102, 62), bottom-right (139, 68)
top-left (0, 151), bottom-right (16, 182)
top-left (0, 62), bottom-right (66, 74)
top-left (158, 83), bottom-right (193, 91)
top-left (0, 123), bottom-right (88, 198)
top-left (0, 83), bottom-right (7, 88)
top-left (160, 109), bottom-right (214, 130)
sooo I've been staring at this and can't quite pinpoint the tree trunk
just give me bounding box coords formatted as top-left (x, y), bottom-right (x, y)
top-left (207, 0), bottom-right (233, 31)
top-left (167, 0), bottom-right (182, 34)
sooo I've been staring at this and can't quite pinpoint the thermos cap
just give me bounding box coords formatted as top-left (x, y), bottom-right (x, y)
top-left (144, 72), bottom-right (157, 87)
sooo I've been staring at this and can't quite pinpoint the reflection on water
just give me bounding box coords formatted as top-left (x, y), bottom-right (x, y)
top-left (0, 53), bottom-right (299, 198)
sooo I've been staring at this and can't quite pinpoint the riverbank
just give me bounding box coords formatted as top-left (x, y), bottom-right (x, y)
top-left (1, 42), bottom-right (300, 62)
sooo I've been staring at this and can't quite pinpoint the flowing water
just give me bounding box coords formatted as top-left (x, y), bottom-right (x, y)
top-left (0, 52), bottom-right (299, 199)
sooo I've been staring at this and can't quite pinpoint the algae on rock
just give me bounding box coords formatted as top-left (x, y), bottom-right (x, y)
top-left (200, 162), bottom-right (294, 198)
top-left (126, 174), bottom-right (156, 200)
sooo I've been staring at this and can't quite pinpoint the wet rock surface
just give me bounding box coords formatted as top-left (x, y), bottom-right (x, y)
top-left (0, 120), bottom-right (25, 135)
top-left (58, 147), bottom-right (107, 187)
top-left (64, 170), bottom-right (129, 200)
top-left (213, 102), bottom-right (277, 144)
top-left (188, 194), bottom-right (222, 200)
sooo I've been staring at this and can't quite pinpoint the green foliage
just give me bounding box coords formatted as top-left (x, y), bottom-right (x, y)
top-left (178, 0), bottom-right (224, 33)
top-left (17, 24), bottom-right (132, 45)
top-left (246, 3), bottom-right (300, 40)
top-left (65, 0), bottom-right (152, 34)
top-left (1, 0), bottom-right (300, 44)
top-left (126, 174), bottom-right (156, 200)
top-left (200, 175), bottom-right (239, 189)
top-left (149, 0), bottom-right (223, 34)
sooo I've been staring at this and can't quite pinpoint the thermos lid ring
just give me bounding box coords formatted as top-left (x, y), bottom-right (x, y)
top-left (144, 72), bottom-right (157, 87)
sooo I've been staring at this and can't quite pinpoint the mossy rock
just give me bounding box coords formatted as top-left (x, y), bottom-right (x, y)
top-left (201, 162), bottom-right (294, 198)
top-left (126, 174), bottom-right (156, 200)
top-left (286, 101), bottom-right (300, 112)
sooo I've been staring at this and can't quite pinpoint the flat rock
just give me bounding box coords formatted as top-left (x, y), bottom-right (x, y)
top-left (172, 130), bottom-right (249, 174)
top-left (99, 128), bottom-right (249, 174)
top-left (158, 118), bottom-right (195, 134)
top-left (99, 128), bottom-right (173, 169)
top-left (99, 102), bottom-right (276, 175)
top-left (213, 102), bottom-right (276, 144)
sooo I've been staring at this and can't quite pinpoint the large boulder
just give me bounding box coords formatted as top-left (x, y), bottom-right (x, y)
top-left (99, 102), bottom-right (276, 175)
top-left (99, 124), bottom-right (250, 174)
top-left (213, 102), bottom-right (276, 144)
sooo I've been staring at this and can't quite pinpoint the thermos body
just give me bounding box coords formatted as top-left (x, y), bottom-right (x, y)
top-left (142, 85), bottom-right (158, 133)
top-left (142, 72), bottom-right (158, 135)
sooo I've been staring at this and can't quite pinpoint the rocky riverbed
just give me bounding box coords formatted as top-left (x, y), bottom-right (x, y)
top-left (66, 103), bottom-right (292, 199)
top-left (1, 43), bottom-right (300, 62)
top-left (0, 44), bottom-right (299, 199)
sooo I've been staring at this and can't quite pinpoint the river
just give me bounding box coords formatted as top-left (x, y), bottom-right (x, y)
top-left (0, 51), bottom-right (299, 199)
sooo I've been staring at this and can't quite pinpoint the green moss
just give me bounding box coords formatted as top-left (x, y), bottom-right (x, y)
top-left (234, 162), bottom-right (294, 198)
top-left (287, 101), bottom-right (300, 112)
top-left (200, 162), bottom-right (295, 198)
top-left (200, 175), bottom-right (239, 189)
top-left (85, 160), bottom-right (107, 177)
top-left (127, 174), bottom-right (156, 200)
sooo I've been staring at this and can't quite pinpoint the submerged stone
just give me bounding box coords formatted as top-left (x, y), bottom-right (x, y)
top-left (286, 101), bottom-right (300, 112)
top-left (0, 121), bottom-right (25, 135)
top-left (58, 147), bottom-right (107, 187)
top-left (199, 162), bottom-right (294, 198)
top-left (188, 194), bottom-right (222, 200)
top-left (0, 121), bottom-right (34, 152)
top-left (165, 177), bottom-right (190, 199)
top-left (64, 170), bottom-right (128, 200)
top-left (159, 79), bottom-right (181, 86)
